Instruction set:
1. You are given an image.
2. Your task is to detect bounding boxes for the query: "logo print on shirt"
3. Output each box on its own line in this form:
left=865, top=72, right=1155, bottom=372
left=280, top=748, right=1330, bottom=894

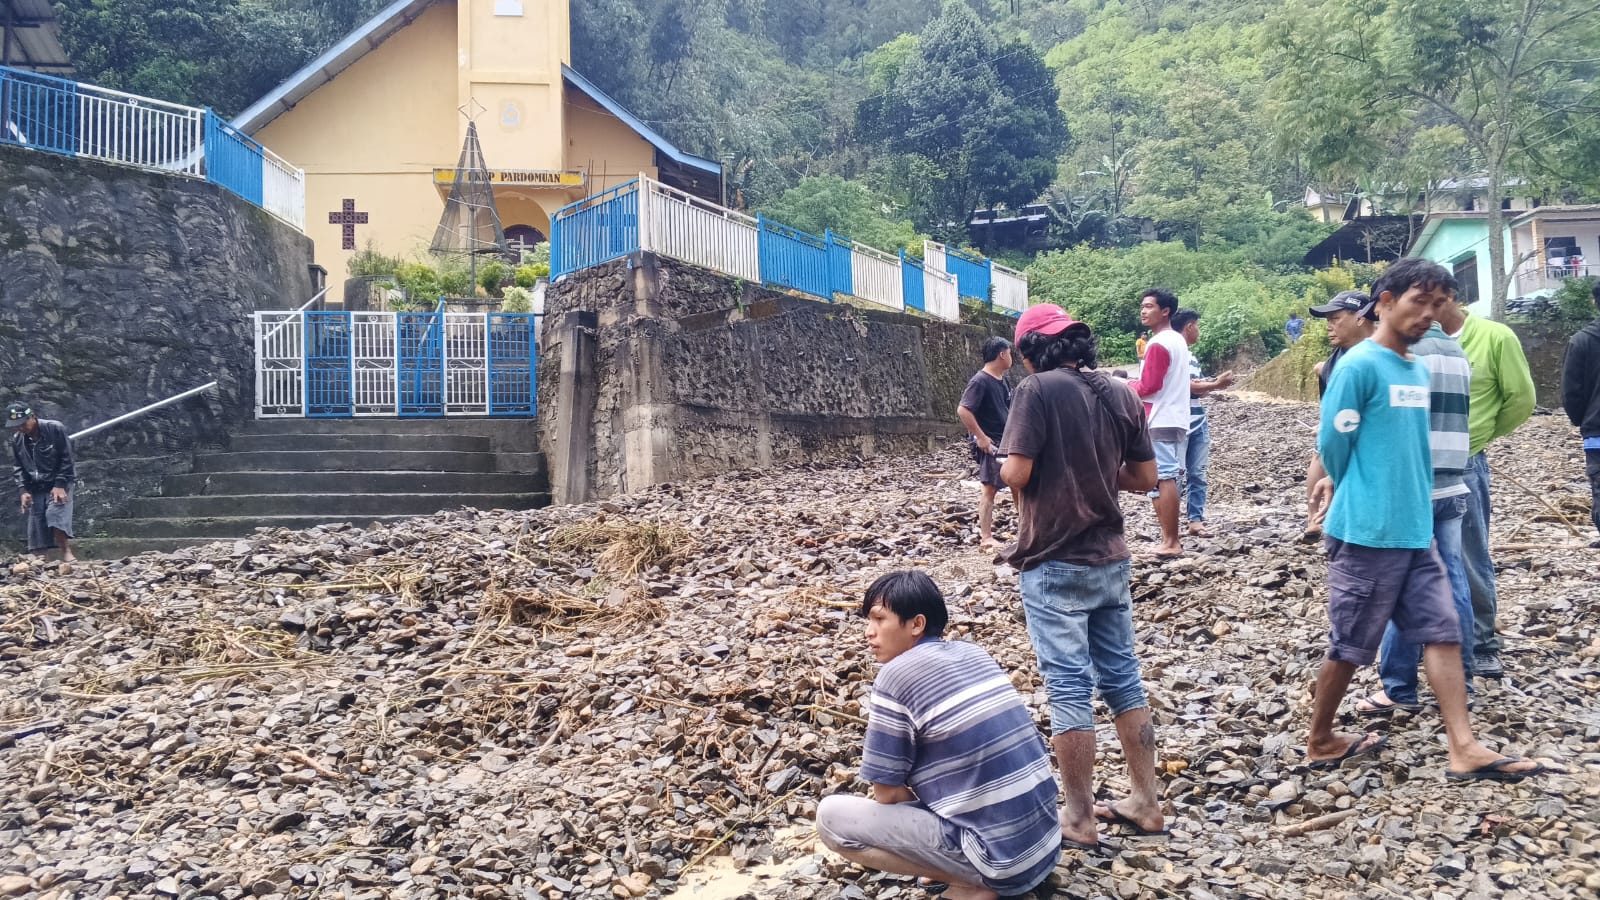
left=1334, top=409, right=1360, bottom=433
left=1389, top=385, right=1428, bottom=408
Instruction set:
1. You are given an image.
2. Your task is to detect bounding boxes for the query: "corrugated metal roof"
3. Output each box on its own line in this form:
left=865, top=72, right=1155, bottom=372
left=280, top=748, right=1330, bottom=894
left=1, top=0, right=72, bottom=73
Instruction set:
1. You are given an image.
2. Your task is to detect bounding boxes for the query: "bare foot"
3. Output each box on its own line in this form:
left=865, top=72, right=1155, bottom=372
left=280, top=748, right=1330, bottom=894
left=938, top=885, right=997, bottom=900
left=1058, top=808, right=1098, bottom=848
left=978, top=537, right=997, bottom=549
left=1093, top=798, right=1165, bottom=835
left=1186, top=522, right=1209, bottom=537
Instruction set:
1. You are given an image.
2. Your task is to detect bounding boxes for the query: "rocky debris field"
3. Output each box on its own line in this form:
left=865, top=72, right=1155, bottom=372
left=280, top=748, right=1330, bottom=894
left=1, top=397, right=1597, bottom=900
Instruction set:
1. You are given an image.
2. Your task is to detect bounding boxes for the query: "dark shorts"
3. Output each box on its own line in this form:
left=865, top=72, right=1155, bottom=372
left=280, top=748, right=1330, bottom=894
left=969, top=439, right=1007, bottom=490
left=1324, top=537, right=1461, bottom=666
left=26, top=486, right=73, bottom=551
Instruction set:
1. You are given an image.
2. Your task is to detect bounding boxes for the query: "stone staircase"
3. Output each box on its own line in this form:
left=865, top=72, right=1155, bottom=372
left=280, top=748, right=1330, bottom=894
left=78, top=419, right=549, bottom=558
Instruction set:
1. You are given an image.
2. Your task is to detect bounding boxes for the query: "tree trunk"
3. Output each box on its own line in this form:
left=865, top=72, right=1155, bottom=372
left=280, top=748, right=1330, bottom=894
left=1485, top=157, right=1509, bottom=320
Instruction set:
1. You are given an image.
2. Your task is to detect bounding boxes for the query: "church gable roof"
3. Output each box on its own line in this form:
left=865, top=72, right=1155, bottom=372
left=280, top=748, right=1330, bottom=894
left=231, top=0, right=720, bottom=181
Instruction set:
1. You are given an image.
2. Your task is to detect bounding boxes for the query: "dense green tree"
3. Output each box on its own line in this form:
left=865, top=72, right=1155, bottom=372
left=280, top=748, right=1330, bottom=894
left=858, top=4, right=1066, bottom=238
left=757, top=175, right=925, bottom=251
left=1267, top=0, right=1600, bottom=317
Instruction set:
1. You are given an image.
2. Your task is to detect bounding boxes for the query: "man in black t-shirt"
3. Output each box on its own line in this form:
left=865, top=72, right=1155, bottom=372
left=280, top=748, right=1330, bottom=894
left=1305, top=291, right=1375, bottom=532
left=958, top=337, right=1014, bottom=547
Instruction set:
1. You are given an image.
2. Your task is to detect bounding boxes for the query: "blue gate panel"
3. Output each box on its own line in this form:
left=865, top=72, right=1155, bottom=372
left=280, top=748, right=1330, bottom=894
left=757, top=217, right=831, bottom=300
left=487, top=313, right=537, bottom=416
left=826, top=232, right=853, bottom=299
left=945, top=248, right=992, bottom=303
left=901, top=253, right=926, bottom=312
left=0, top=70, right=78, bottom=156
left=204, top=112, right=264, bottom=205
left=551, top=181, right=640, bottom=276
left=397, top=312, right=445, bottom=417
left=304, top=312, right=354, bottom=417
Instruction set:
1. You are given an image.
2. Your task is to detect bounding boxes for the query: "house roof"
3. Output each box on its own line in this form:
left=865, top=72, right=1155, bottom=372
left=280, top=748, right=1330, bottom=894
left=1, top=0, right=72, bottom=73
left=231, top=0, right=719, bottom=179
left=1509, top=204, right=1600, bottom=226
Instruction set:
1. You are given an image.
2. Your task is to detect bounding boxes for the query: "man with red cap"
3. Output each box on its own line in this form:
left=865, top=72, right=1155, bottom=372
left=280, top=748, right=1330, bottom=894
left=999, top=305, right=1166, bottom=849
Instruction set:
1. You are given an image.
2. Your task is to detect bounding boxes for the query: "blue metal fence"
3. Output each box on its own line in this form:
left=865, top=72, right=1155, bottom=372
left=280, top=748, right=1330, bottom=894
left=551, top=180, right=640, bottom=277
left=487, top=313, right=538, bottom=416
left=900, top=251, right=927, bottom=312
left=825, top=231, right=854, bottom=299
left=0, top=68, right=77, bottom=155
left=204, top=112, right=265, bottom=206
left=305, top=311, right=354, bottom=418
left=757, top=216, right=831, bottom=298
left=398, top=312, right=445, bottom=417
left=943, top=246, right=993, bottom=304
left=549, top=176, right=1028, bottom=317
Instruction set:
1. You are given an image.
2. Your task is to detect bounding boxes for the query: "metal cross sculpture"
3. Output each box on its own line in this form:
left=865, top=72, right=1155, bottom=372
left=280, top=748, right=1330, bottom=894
left=329, top=199, right=369, bottom=250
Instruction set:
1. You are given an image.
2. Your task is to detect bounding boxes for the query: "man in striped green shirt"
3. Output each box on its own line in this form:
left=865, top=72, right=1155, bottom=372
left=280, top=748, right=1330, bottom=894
left=1439, top=300, right=1536, bottom=679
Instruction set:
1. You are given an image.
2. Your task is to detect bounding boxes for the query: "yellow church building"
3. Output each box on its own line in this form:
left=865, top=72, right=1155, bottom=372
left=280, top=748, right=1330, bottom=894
left=233, top=0, right=722, bottom=289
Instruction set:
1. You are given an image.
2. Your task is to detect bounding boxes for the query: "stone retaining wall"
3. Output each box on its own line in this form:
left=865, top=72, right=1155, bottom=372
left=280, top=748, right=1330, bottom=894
left=540, top=253, right=1018, bottom=500
left=0, top=144, right=316, bottom=546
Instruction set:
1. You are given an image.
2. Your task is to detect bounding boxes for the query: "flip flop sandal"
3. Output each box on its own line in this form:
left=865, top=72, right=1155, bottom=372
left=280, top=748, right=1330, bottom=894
left=1446, top=756, right=1548, bottom=783
left=915, top=878, right=949, bottom=894
left=1353, top=693, right=1422, bottom=718
left=1060, top=837, right=1113, bottom=854
left=1093, top=802, right=1170, bottom=840
left=1305, top=733, right=1388, bottom=771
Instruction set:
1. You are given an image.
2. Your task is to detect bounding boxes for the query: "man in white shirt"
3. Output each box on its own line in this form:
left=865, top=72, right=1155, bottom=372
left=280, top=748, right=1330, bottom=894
left=1128, top=288, right=1194, bottom=558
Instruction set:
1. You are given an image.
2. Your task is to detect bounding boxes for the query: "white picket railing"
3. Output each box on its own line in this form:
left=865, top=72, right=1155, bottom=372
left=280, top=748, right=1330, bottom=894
left=925, top=268, right=961, bottom=322
left=262, top=147, right=308, bottom=232
left=76, top=87, right=205, bottom=176
left=992, top=263, right=1029, bottom=315
left=642, top=178, right=761, bottom=282
left=850, top=241, right=904, bottom=311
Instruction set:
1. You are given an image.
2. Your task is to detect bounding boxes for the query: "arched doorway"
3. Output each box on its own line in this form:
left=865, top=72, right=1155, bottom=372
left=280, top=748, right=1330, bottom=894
left=504, top=224, right=546, bottom=263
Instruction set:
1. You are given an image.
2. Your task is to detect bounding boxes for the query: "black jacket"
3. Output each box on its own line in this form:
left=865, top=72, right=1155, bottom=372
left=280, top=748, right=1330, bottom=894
left=10, top=419, right=76, bottom=490
left=1563, top=320, right=1600, bottom=438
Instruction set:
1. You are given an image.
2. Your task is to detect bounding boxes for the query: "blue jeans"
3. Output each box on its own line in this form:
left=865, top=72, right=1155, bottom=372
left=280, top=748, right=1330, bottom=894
left=1018, top=559, right=1147, bottom=734
left=1377, top=496, right=1473, bottom=703
left=1183, top=418, right=1210, bottom=523
left=1461, top=452, right=1500, bottom=660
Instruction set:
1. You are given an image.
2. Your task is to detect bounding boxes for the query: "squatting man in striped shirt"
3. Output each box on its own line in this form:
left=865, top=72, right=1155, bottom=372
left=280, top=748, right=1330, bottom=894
left=815, top=571, right=1062, bottom=900
left=1305, top=258, right=1543, bottom=782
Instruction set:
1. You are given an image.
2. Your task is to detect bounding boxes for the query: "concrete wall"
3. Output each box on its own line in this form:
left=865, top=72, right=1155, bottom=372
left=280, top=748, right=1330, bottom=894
left=0, top=144, right=316, bottom=544
left=539, top=253, right=1017, bottom=500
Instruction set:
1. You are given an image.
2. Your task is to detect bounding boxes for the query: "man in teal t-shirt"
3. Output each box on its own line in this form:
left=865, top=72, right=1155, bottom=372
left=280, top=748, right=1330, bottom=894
left=1304, top=258, right=1544, bottom=784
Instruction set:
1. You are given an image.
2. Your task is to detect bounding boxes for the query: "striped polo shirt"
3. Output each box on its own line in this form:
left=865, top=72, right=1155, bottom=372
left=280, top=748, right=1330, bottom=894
left=860, top=638, right=1059, bottom=894
left=1412, top=323, right=1471, bottom=500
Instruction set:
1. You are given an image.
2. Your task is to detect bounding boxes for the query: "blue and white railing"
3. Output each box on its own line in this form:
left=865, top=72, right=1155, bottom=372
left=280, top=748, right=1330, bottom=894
left=254, top=310, right=538, bottom=418
left=551, top=175, right=1025, bottom=321
left=0, top=65, right=306, bottom=232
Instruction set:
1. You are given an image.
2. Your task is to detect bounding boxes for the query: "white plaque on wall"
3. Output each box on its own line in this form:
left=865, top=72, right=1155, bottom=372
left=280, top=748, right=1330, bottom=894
left=494, top=0, right=524, bottom=15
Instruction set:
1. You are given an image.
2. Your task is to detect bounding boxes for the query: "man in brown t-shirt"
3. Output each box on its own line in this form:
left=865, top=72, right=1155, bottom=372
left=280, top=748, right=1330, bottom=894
left=999, top=304, right=1165, bottom=849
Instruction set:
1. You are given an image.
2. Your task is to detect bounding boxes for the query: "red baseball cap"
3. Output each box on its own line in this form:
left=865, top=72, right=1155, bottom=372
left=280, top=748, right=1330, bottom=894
left=1015, top=304, right=1089, bottom=344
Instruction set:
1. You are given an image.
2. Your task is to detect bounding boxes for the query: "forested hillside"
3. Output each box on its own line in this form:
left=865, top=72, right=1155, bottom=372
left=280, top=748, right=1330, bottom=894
left=51, top=0, right=1600, bottom=352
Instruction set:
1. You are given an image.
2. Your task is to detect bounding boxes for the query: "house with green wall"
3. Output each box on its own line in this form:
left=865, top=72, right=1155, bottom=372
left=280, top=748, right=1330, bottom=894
left=1411, top=205, right=1600, bottom=315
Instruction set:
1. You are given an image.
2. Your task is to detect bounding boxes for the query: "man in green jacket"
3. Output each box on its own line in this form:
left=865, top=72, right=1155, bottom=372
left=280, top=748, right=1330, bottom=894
left=1436, top=298, right=1535, bottom=680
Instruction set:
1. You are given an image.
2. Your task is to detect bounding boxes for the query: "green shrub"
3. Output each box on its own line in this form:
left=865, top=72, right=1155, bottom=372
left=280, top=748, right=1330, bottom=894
left=1556, top=277, right=1599, bottom=327
left=394, top=262, right=439, bottom=300
left=348, top=244, right=402, bottom=278
left=501, top=286, right=533, bottom=313
left=478, top=261, right=510, bottom=297
left=514, top=263, right=551, bottom=287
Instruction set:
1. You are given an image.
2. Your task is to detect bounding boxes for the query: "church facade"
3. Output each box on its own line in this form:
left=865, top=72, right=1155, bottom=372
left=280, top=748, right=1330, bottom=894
left=233, top=0, right=721, bottom=288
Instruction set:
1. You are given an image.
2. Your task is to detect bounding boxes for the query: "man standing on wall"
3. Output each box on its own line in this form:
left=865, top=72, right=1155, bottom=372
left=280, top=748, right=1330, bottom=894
left=7, top=401, right=76, bottom=563
left=1001, top=305, right=1166, bottom=846
left=1128, top=289, right=1193, bottom=559
left=1305, top=291, right=1376, bottom=531
left=1442, top=293, right=1536, bottom=680
left=958, top=338, right=1014, bottom=548
left=1305, top=259, right=1542, bottom=782
left=1171, top=309, right=1234, bottom=537
left=1561, top=281, right=1600, bottom=546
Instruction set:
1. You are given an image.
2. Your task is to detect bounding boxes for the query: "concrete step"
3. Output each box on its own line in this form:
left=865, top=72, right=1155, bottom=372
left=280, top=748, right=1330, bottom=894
left=94, top=514, right=427, bottom=540
left=242, top=418, right=539, bottom=437
left=228, top=433, right=492, bottom=453
left=71, top=537, right=215, bottom=560
left=162, top=469, right=546, bottom=496
left=191, top=450, right=498, bottom=473
left=125, top=491, right=548, bottom=519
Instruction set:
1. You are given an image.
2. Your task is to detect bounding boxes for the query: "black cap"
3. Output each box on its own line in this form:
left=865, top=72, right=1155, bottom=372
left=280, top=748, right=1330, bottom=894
left=1309, top=290, right=1376, bottom=321
left=4, top=401, right=31, bottom=429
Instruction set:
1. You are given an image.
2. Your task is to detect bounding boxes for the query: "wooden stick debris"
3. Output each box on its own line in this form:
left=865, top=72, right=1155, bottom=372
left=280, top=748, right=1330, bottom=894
left=1281, top=808, right=1360, bottom=836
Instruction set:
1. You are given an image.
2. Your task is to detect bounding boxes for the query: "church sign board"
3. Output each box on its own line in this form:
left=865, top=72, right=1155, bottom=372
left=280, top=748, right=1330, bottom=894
left=432, top=168, right=586, bottom=187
